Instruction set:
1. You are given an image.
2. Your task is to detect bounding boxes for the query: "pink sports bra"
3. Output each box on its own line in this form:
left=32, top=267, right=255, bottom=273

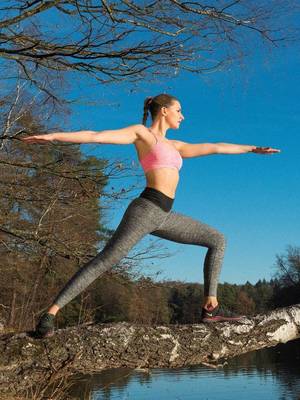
left=140, top=130, right=183, bottom=173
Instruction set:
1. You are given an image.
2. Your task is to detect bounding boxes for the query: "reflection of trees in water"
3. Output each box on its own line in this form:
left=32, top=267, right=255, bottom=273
left=68, top=367, right=152, bottom=399
left=269, top=340, right=300, bottom=400
left=66, top=340, right=300, bottom=400
left=225, top=339, right=300, bottom=400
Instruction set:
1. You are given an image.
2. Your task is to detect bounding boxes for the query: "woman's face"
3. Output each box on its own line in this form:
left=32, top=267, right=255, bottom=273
left=163, top=100, right=184, bottom=129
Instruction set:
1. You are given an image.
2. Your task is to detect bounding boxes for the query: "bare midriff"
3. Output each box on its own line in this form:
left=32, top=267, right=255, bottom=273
left=144, top=168, right=179, bottom=199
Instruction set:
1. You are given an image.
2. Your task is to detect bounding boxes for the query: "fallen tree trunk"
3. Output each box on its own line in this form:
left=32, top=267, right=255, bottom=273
left=0, top=304, right=299, bottom=395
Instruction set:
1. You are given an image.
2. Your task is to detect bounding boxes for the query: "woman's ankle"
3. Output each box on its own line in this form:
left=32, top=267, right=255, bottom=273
left=203, top=296, right=218, bottom=310
left=47, top=304, right=60, bottom=316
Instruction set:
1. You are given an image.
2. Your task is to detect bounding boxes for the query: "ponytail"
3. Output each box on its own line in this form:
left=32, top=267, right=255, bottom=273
left=142, top=97, right=153, bottom=125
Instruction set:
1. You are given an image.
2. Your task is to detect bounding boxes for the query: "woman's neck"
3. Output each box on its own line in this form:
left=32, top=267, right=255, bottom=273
left=149, top=121, right=169, bottom=138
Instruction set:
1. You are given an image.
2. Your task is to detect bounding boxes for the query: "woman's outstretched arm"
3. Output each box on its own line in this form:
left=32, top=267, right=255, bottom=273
left=173, top=141, right=281, bottom=157
left=20, top=124, right=144, bottom=145
left=216, top=143, right=281, bottom=154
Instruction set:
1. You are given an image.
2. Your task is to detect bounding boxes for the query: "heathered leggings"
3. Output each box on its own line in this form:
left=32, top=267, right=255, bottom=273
left=53, top=197, right=226, bottom=309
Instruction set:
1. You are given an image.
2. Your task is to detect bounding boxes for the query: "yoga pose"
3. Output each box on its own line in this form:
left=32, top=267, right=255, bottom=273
left=21, top=93, right=280, bottom=337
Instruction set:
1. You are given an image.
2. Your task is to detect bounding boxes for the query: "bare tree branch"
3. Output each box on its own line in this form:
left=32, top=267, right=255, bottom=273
left=0, top=0, right=297, bottom=99
left=1, top=304, right=300, bottom=396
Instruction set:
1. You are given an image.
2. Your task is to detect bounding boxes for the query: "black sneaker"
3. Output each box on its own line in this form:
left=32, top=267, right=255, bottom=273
left=35, top=313, right=55, bottom=338
left=201, top=305, right=245, bottom=323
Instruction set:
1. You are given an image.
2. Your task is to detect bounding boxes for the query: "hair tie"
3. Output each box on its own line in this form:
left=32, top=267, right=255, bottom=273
left=147, top=97, right=153, bottom=105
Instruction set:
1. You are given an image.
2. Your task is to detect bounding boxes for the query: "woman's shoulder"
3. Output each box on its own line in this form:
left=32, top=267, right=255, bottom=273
left=168, top=139, right=188, bottom=151
left=131, top=124, right=154, bottom=142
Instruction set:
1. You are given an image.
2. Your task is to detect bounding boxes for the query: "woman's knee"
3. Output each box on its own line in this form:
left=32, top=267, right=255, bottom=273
left=210, top=230, right=226, bottom=250
left=216, top=231, right=227, bottom=249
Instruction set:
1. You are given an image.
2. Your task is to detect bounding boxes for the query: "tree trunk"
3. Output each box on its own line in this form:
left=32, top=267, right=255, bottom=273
left=0, top=304, right=299, bottom=395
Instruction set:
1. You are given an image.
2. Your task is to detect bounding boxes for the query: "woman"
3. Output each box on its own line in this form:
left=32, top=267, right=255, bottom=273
left=21, top=93, right=280, bottom=337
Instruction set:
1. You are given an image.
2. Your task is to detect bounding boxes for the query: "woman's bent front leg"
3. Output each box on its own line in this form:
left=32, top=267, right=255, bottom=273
left=150, top=210, right=245, bottom=323
left=150, top=210, right=226, bottom=298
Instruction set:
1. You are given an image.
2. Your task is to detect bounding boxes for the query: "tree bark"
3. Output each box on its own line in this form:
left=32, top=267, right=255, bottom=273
left=0, top=304, right=299, bottom=395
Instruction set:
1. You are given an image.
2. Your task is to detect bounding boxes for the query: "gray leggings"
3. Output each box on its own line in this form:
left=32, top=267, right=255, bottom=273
left=53, top=197, right=226, bottom=309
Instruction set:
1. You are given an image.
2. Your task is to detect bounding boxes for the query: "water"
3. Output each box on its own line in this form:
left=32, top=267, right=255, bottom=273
left=69, top=339, right=300, bottom=400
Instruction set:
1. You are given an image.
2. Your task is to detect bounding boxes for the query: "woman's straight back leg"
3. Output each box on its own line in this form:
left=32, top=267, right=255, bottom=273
left=53, top=198, right=170, bottom=309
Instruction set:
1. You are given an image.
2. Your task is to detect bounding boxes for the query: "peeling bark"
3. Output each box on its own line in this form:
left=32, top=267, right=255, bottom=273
left=0, top=304, right=299, bottom=395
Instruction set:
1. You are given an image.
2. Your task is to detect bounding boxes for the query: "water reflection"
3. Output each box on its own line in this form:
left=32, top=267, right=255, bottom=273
left=68, top=339, right=300, bottom=400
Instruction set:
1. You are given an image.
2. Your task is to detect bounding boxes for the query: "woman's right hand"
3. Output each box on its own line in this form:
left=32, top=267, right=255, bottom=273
left=20, top=134, right=55, bottom=144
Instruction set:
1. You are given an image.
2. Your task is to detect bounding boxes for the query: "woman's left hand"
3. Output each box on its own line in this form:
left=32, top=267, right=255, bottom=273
left=252, top=147, right=281, bottom=154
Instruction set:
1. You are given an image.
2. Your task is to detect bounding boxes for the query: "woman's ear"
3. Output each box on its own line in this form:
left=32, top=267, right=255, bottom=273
left=161, top=106, right=168, bottom=116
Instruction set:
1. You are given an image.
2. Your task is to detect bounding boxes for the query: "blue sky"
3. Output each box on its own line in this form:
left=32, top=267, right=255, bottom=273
left=65, top=40, right=299, bottom=286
